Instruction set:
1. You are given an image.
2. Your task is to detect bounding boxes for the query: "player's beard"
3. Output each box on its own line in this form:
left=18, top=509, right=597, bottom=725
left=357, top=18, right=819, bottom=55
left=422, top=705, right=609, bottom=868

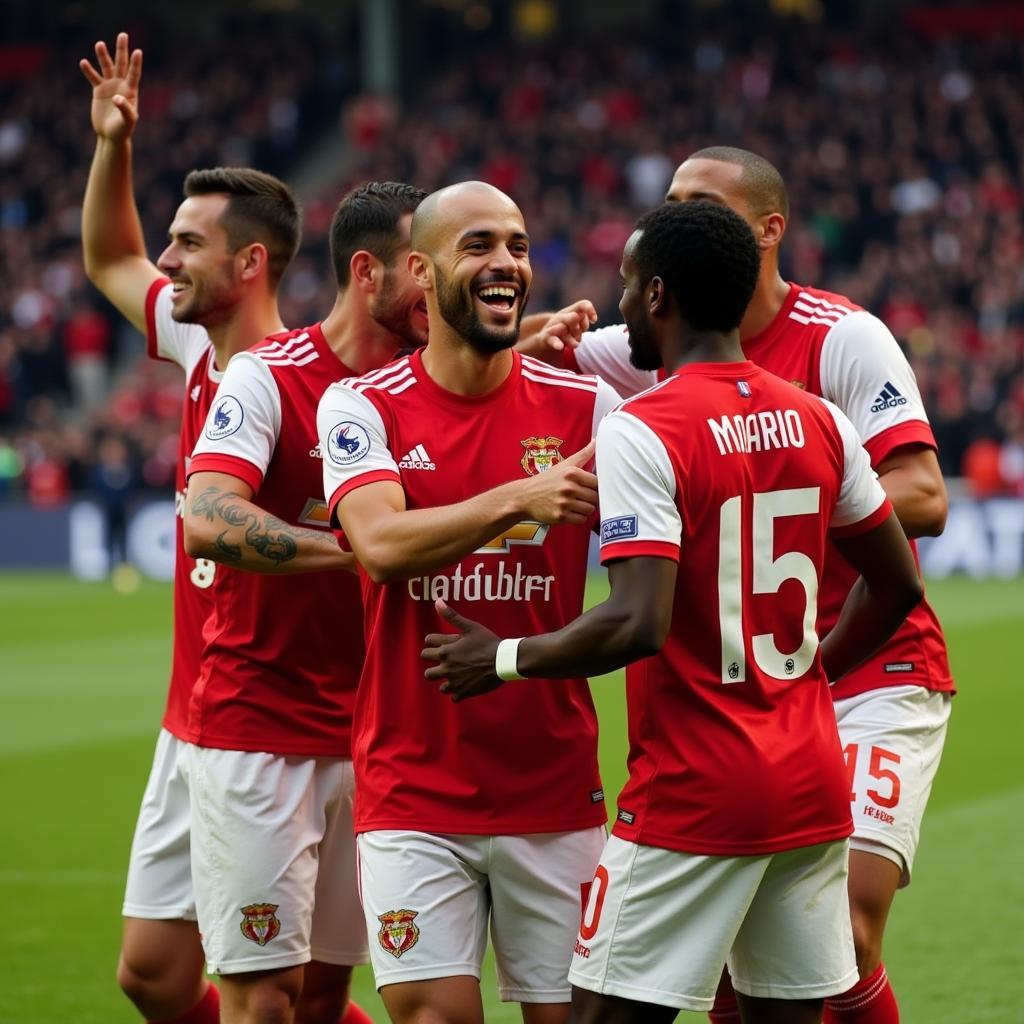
left=371, top=268, right=428, bottom=348
left=169, top=265, right=240, bottom=327
left=625, top=316, right=664, bottom=372
left=434, top=265, right=525, bottom=355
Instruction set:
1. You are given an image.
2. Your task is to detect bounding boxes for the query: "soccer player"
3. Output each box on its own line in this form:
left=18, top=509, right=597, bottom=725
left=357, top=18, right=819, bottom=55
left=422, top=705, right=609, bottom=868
left=80, top=33, right=300, bottom=1024
left=424, top=200, right=925, bottom=1024
left=179, top=183, right=430, bottom=1024
left=529, top=148, right=953, bottom=1024
left=316, top=181, right=620, bottom=1024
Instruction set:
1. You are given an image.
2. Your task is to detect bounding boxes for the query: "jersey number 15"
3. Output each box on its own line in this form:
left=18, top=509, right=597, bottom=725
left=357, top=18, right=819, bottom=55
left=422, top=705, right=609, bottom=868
left=718, top=487, right=821, bottom=685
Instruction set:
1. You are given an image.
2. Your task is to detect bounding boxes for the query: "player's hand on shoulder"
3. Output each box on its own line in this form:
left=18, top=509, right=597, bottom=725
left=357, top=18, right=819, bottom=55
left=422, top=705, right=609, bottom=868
left=80, top=32, right=142, bottom=142
left=423, top=600, right=504, bottom=702
left=518, top=299, right=597, bottom=358
left=517, top=440, right=597, bottom=525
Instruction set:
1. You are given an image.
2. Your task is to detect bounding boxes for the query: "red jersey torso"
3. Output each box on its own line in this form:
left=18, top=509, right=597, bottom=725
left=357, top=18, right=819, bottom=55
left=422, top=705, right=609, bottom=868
left=319, top=350, right=619, bottom=835
left=145, top=277, right=224, bottom=739
left=596, top=362, right=891, bottom=854
left=572, top=284, right=953, bottom=700
left=187, top=323, right=364, bottom=757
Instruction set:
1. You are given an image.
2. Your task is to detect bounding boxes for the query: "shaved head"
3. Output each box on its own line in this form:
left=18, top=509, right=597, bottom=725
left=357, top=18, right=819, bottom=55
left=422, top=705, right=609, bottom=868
left=410, top=181, right=522, bottom=256
left=684, top=146, right=789, bottom=219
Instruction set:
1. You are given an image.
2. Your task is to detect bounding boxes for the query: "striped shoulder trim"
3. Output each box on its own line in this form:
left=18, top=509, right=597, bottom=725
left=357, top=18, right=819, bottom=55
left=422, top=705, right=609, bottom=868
left=619, top=374, right=676, bottom=409
left=520, top=354, right=599, bottom=386
left=251, top=331, right=319, bottom=367
left=788, top=291, right=857, bottom=328
left=342, top=357, right=417, bottom=396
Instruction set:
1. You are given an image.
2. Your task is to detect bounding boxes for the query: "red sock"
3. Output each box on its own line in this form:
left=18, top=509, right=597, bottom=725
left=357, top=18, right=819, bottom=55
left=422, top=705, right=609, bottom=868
left=151, top=982, right=220, bottom=1024
left=708, top=970, right=741, bottom=1022
left=823, top=963, right=899, bottom=1023
left=339, top=1000, right=375, bottom=1024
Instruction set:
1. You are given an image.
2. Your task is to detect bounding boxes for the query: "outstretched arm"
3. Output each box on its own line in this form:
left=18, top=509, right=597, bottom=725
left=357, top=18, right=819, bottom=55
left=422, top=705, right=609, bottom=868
left=337, top=441, right=598, bottom=583
left=423, top=556, right=676, bottom=701
left=184, top=472, right=354, bottom=574
left=80, top=32, right=161, bottom=332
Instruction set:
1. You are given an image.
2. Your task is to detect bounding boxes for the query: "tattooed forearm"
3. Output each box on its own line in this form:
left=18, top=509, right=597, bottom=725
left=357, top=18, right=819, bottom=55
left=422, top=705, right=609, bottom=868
left=189, top=485, right=338, bottom=570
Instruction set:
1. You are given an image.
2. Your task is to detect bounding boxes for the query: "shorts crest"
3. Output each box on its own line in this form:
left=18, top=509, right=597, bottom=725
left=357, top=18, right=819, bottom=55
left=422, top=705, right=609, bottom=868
left=239, top=902, right=281, bottom=946
left=377, top=908, right=420, bottom=958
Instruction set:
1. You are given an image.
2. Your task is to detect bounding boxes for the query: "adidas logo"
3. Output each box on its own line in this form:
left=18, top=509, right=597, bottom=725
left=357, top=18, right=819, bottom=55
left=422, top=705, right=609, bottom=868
left=399, top=444, right=435, bottom=471
left=190, top=385, right=201, bottom=402
left=870, top=381, right=908, bottom=413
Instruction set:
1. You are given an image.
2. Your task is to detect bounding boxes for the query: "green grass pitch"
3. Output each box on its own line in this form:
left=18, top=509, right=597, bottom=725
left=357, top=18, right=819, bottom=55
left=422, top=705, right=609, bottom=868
left=1, top=571, right=1021, bottom=1022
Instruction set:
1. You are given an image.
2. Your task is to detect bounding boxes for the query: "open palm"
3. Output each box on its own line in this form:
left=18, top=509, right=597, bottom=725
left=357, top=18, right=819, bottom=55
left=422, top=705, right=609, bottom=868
left=80, top=32, right=142, bottom=142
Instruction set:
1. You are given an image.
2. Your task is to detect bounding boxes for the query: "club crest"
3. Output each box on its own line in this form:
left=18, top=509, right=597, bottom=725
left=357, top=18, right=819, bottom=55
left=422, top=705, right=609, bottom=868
left=520, top=436, right=564, bottom=475
left=377, top=908, right=420, bottom=958
left=239, top=902, right=281, bottom=946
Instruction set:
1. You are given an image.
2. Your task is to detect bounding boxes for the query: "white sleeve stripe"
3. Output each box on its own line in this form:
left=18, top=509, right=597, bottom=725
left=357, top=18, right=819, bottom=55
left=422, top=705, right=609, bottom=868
left=796, top=291, right=855, bottom=315
left=520, top=355, right=598, bottom=382
left=789, top=311, right=848, bottom=327
left=355, top=357, right=412, bottom=385
left=261, top=351, right=319, bottom=367
left=520, top=369, right=598, bottom=392
left=252, top=332, right=311, bottom=355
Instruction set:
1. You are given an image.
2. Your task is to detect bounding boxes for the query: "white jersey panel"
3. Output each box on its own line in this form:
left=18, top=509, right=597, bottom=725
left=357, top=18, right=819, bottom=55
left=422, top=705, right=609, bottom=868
left=190, top=352, right=282, bottom=479
left=821, top=399, right=889, bottom=530
left=317, top=382, right=399, bottom=504
left=596, top=410, right=680, bottom=553
left=150, top=281, right=216, bottom=378
left=592, top=377, right=624, bottom=437
left=818, top=311, right=930, bottom=448
left=575, top=324, right=657, bottom=400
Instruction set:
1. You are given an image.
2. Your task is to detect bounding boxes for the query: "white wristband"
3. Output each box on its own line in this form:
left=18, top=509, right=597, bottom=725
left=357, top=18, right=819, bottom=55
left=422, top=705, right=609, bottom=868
left=495, top=637, right=526, bottom=681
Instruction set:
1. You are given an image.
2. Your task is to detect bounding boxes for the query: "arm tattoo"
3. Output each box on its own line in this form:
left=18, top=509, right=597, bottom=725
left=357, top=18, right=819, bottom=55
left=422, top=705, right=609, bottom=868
left=191, top=485, right=335, bottom=567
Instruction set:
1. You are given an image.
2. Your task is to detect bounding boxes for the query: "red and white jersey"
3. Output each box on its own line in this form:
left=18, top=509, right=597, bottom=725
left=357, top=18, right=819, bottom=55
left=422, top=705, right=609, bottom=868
left=145, top=277, right=224, bottom=740
left=187, top=323, right=364, bottom=757
left=568, top=282, right=952, bottom=700
left=598, top=361, right=891, bottom=855
left=317, top=349, right=620, bottom=835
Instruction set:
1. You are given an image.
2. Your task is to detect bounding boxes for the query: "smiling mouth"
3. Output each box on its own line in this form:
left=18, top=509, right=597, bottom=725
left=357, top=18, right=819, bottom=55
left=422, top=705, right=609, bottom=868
left=475, top=284, right=518, bottom=313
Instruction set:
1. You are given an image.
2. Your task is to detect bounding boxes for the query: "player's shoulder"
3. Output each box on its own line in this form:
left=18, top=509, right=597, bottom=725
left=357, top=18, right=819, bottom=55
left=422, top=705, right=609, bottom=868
left=337, top=354, right=417, bottom=398
left=520, top=353, right=603, bottom=393
left=790, top=282, right=865, bottom=320
left=247, top=324, right=321, bottom=373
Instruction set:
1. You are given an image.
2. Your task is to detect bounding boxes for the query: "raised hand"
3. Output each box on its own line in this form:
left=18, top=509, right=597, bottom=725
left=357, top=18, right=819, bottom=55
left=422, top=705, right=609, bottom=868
left=521, top=299, right=597, bottom=356
left=80, top=32, right=142, bottom=142
left=517, top=440, right=598, bottom=525
left=422, top=600, right=505, bottom=702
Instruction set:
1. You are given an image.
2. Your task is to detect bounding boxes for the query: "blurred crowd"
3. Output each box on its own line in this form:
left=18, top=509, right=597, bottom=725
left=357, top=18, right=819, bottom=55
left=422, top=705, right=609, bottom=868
left=3, top=15, right=1024, bottom=505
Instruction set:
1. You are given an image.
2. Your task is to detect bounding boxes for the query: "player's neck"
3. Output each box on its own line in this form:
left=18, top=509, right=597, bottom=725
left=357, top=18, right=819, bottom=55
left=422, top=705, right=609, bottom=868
left=421, top=327, right=514, bottom=396
left=207, top=294, right=285, bottom=371
left=739, top=266, right=790, bottom=342
left=320, top=289, right=405, bottom=375
left=664, top=329, right=745, bottom=373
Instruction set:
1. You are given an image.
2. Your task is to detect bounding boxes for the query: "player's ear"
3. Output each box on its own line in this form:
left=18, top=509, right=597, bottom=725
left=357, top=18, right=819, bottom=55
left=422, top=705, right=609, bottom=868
left=648, top=275, right=666, bottom=316
left=349, top=250, right=381, bottom=293
left=237, top=242, right=269, bottom=283
left=758, top=212, right=785, bottom=251
left=409, top=250, right=433, bottom=291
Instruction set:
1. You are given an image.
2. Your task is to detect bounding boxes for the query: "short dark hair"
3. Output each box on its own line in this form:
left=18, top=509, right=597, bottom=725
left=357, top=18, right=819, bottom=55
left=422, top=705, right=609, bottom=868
left=633, top=200, right=760, bottom=333
left=687, top=145, right=789, bottom=220
left=184, top=167, right=301, bottom=286
left=330, top=181, right=428, bottom=287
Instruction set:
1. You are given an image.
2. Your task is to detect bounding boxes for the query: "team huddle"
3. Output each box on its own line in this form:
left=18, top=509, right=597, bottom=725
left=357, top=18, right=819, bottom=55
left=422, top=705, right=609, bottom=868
left=82, top=33, right=954, bottom=1024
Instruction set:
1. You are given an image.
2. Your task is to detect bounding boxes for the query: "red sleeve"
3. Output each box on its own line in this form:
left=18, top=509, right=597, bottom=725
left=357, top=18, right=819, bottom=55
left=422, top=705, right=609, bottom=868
left=187, top=452, right=265, bottom=495
left=145, top=277, right=173, bottom=362
left=829, top=496, right=894, bottom=538
left=562, top=346, right=580, bottom=373
left=599, top=539, right=680, bottom=564
left=864, top=421, right=936, bottom=467
left=327, top=470, right=403, bottom=526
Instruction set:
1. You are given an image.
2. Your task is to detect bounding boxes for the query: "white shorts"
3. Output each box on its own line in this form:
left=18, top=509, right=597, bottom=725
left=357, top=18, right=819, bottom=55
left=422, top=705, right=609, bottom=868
left=358, top=828, right=606, bottom=1002
left=569, top=835, right=858, bottom=1012
left=122, top=729, right=196, bottom=920
left=834, top=685, right=951, bottom=885
left=184, top=746, right=368, bottom=975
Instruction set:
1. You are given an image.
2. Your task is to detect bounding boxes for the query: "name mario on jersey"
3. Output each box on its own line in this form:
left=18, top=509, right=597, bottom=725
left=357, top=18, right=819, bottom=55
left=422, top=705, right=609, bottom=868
left=707, top=408, right=805, bottom=456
